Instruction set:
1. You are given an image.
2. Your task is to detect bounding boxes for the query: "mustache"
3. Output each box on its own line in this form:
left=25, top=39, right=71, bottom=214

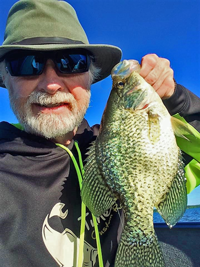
left=27, top=91, right=76, bottom=106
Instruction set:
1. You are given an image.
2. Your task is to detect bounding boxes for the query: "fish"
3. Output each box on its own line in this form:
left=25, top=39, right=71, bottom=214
left=81, top=59, right=187, bottom=267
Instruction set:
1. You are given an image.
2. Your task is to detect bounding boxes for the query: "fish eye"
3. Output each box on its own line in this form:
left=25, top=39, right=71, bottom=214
left=117, top=81, right=124, bottom=87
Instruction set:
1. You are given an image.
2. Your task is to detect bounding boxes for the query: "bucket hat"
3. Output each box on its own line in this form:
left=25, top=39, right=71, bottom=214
left=0, top=0, right=122, bottom=87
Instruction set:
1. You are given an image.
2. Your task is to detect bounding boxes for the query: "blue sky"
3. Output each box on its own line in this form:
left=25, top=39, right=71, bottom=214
left=0, top=0, right=200, bottom=205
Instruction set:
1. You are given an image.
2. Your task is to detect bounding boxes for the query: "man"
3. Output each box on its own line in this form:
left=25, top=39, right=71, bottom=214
left=0, top=0, right=199, bottom=267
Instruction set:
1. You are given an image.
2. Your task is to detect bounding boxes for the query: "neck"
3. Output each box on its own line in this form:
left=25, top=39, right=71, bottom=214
left=51, top=127, right=77, bottom=146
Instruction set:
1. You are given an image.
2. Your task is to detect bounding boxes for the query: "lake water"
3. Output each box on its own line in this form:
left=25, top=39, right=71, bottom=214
left=153, top=206, right=200, bottom=223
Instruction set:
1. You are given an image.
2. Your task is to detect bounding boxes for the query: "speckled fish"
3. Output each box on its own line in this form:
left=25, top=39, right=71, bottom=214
left=81, top=60, right=188, bottom=267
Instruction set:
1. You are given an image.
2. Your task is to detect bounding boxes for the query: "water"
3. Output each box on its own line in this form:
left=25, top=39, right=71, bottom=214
left=153, top=206, right=200, bottom=223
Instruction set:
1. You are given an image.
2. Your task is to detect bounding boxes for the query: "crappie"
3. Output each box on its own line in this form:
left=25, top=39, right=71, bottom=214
left=81, top=60, right=187, bottom=267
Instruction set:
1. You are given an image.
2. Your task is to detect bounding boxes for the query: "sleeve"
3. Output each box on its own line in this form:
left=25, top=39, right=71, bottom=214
left=163, top=83, right=200, bottom=132
left=163, top=84, right=200, bottom=193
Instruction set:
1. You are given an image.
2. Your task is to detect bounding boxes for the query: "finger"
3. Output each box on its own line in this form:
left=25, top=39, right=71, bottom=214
left=144, top=63, right=164, bottom=86
left=144, top=57, right=171, bottom=86
left=140, top=54, right=158, bottom=78
left=152, top=68, right=174, bottom=91
left=155, top=75, right=175, bottom=99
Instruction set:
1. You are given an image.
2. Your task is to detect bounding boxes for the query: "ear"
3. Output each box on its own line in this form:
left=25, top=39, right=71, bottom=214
left=0, top=74, right=6, bottom=89
left=0, top=61, right=8, bottom=89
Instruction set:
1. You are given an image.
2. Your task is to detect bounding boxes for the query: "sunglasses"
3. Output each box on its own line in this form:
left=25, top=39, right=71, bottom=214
left=4, top=49, right=91, bottom=76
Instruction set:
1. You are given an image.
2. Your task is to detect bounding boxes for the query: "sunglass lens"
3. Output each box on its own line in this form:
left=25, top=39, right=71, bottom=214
left=56, top=53, right=89, bottom=73
left=5, top=50, right=90, bottom=76
left=6, top=54, right=44, bottom=76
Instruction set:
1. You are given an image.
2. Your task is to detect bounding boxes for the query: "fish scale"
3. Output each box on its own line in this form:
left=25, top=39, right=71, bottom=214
left=82, top=60, right=187, bottom=266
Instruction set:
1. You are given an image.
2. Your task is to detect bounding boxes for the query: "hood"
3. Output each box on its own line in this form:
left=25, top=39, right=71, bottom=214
left=0, top=119, right=99, bottom=158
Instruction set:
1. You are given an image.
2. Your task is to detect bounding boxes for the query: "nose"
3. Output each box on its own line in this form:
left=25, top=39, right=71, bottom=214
left=39, top=59, right=65, bottom=94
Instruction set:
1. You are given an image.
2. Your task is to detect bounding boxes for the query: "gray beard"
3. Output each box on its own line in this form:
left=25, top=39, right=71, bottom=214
left=9, top=90, right=91, bottom=139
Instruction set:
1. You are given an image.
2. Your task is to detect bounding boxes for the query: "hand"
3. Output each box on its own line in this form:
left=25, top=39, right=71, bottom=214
left=139, top=54, right=175, bottom=99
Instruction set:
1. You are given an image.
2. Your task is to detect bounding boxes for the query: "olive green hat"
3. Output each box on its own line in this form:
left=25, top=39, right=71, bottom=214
left=0, top=0, right=122, bottom=87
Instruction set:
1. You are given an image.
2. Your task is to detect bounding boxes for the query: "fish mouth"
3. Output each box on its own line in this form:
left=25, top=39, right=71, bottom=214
left=111, top=60, right=140, bottom=78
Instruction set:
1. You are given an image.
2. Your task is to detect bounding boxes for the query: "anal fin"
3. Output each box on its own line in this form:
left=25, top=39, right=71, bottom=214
left=156, top=153, right=187, bottom=227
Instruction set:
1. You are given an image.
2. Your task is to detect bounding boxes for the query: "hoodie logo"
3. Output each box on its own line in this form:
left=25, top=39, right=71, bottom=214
left=42, top=203, right=98, bottom=267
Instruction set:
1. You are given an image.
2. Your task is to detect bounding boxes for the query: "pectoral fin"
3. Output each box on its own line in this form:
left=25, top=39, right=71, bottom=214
left=156, top=152, right=187, bottom=228
left=171, top=116, right=195, bottom=141
left=81, top=141, right=117, bottom=217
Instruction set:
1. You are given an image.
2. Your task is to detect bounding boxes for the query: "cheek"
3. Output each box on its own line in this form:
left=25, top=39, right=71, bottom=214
left=8, top=86, right=26, bottom=111
left=6, top=79, right=21, bottom=101
left=7, top=77, right=35, bottom=100
left=66, top=73, right=91, bottom=101
left=65, top=73, right=91, bottom=92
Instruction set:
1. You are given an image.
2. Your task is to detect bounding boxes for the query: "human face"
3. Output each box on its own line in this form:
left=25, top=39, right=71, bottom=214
left=4, top=59, right=91, bottom=140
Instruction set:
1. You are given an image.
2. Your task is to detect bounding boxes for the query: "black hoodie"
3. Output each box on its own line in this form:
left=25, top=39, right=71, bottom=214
left=0, top=119, right=123, bottom=267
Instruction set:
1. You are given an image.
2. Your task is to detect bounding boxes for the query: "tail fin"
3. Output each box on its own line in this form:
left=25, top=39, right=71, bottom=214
left=115, top=227, right=165, bottom=267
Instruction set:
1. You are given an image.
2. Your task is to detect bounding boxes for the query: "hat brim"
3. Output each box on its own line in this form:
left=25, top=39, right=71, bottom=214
left=0, top=44, right=122, bottom=88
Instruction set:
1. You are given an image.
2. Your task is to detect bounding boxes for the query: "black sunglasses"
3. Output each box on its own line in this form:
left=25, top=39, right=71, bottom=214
left=4, top=49, right=92, bottom=76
